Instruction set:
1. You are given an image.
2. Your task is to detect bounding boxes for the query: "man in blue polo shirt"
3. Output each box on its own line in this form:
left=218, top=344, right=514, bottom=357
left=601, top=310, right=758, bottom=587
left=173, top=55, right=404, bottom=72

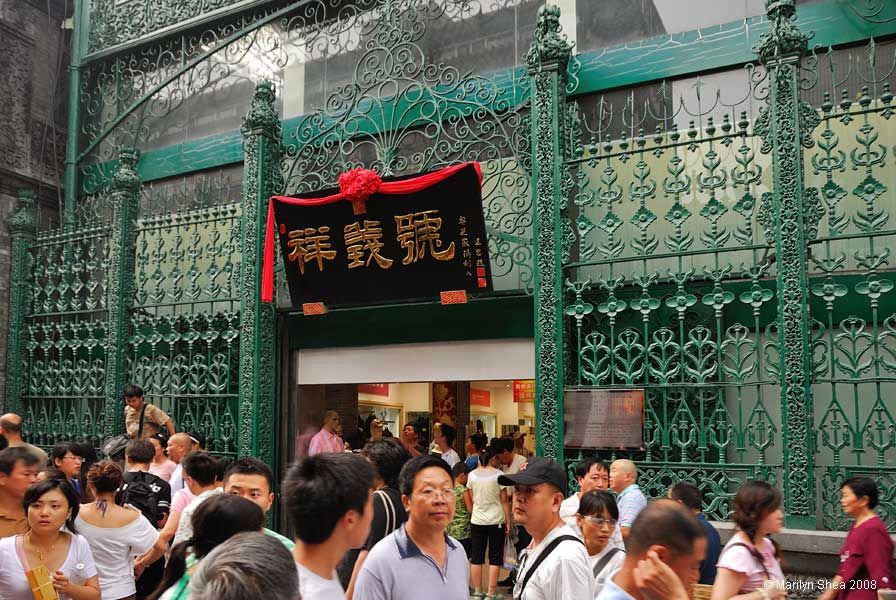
left=609, top=459, right=647, bottom=544
left=353, top=454, right=469, bottom=600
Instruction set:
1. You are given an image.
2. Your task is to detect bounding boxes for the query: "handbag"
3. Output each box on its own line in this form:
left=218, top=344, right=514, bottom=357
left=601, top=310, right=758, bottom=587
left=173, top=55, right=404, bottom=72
left=102, top=404, right=147, bottom=458
left=15, top=534, right=59, bottom=600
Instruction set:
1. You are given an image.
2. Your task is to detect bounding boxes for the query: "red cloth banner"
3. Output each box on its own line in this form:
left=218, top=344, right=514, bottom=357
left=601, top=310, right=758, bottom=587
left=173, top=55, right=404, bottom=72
left=513, top=380, right=535, bottom=403
left=261, top=162, right=483, bottom=303
left=470, top=388, right=491, bottom=407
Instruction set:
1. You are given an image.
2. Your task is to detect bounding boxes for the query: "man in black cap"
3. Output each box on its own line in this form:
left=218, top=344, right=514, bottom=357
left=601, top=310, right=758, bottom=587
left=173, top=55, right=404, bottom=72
left=498, top=456, right=594, bottom=600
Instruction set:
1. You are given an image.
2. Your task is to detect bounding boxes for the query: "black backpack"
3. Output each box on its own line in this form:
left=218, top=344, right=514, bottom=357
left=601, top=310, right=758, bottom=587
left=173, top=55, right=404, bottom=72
left=120, top=472, right=160, bottom=524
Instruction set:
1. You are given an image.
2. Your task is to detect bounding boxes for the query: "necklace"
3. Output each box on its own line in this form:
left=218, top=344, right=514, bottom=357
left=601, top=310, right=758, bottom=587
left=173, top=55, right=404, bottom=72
left=26, top=531, right=56, bottom=563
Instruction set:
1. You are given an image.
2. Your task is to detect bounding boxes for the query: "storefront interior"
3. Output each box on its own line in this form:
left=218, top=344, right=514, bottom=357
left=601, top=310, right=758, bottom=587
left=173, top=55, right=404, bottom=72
left=290, top=380, right=536, bottom=458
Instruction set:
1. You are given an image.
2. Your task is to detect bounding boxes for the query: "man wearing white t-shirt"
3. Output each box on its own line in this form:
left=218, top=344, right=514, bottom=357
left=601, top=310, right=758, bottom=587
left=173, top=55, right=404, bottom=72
left=282, top=452, right=377, bottom=600
left=499, top=456, right=594, bottom=600
left=559, top=457, right=624, bottom=549
left=172, top=452, right=221, bottom=546
left=435, top=424, right=460, bottom=467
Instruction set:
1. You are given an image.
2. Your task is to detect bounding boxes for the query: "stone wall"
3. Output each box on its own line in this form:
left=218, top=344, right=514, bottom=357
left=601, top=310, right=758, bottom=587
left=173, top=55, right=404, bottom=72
left=0, top=0, right=68, bottom=411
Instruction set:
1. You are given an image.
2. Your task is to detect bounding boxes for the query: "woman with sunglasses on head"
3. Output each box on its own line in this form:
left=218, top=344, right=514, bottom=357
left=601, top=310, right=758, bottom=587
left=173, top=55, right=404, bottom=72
left=576, top=490, right=626, bottom=597
left=0, top=478, right=100, bottom=599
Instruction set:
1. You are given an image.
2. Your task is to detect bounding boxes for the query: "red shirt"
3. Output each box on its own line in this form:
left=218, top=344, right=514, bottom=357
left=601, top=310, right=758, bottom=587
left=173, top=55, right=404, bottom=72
left=836, top=515, right=894, bottom=600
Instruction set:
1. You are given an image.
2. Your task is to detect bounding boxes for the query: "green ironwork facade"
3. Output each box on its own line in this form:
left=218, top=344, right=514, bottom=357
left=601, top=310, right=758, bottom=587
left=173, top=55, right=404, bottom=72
left=4, top=0, right=895, bottom=530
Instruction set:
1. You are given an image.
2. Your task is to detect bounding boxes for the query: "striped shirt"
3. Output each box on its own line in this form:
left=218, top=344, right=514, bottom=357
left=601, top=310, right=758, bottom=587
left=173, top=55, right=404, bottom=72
left=308, top=428, right=344, bottom=455
left=616, top=484, right=647, bottom=528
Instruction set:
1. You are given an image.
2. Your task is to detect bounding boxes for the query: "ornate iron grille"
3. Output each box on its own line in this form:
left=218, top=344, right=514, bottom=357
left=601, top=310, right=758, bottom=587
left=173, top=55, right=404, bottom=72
left=805, top=40, right=896, bottom=530
left=18, top=194, right=112, bottom=448
left=128, top=173, right=243, bottom=457
left=561, top=71, right=778, bottom=521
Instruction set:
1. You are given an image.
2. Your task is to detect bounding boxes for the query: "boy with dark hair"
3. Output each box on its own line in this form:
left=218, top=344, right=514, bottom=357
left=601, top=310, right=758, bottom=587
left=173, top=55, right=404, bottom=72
left=0, top=447, right=40, bottom=537
left=119, top=440, right=171, bottom=525
left=283, top=452, right=377, bottom=600
left=123, top=384, right=176, bottom=439
left=435, top=424, right=460, bottom=467
left=223, top=457, right=293, bottom=549
left=120, top=439, right=171, bottom=596
left=668, top=481, right=721, bottom=584
left=172, top=452, right=222, bottom=545
left=354, top=455, right=469, bottom=600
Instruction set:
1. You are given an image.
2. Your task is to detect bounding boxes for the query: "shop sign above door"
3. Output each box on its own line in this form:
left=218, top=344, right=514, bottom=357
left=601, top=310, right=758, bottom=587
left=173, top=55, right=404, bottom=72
left=262, top=162, right=493, bottom=307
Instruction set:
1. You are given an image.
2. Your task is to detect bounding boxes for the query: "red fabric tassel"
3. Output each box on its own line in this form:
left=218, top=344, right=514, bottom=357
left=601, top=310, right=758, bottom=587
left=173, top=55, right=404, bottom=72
left=261, top=200, right=277, bottom=303
left=260, top=162, right=482, bottom=303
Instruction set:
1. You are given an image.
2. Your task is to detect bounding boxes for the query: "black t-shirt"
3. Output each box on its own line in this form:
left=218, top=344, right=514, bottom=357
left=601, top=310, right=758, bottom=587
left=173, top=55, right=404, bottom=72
left=117, top=470, right=172, bottom=515
left=363, top=487, right=408, bottom=551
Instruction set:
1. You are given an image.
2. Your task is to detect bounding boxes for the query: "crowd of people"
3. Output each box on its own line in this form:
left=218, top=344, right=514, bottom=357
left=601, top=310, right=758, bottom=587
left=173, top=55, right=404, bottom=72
left=0, top=386, right=893, bottom=600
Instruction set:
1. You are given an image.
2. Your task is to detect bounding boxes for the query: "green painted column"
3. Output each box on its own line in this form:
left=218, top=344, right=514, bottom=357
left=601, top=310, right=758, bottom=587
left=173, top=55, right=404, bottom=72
left=238, top=81, right=281, bottom=464
left=63, top=0, right=89, bottom=228
left=103, top=148, right=141, bottom=439
left=5, top=190, right=38, bottom=415
left=528, top=5, right=572, bottom=462
left=754, top=0, right=820, bottom=529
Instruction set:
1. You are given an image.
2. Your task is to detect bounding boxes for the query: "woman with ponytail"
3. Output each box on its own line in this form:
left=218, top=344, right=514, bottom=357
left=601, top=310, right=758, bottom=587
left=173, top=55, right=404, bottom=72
left=467, top=443, right=512, bottom=600
left=76, top=460, right=162, bottom=600
left=149, top=493, right=265, bottom=600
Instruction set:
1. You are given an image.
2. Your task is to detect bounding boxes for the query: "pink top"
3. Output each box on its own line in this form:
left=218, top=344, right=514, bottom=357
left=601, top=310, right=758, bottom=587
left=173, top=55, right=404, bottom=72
left=171, top=488, right=196, bottom=514
left=836, top=515, right=894, bottom=600
left=308, top=427, right=344, bottom=455
left=149, top=458, right=177, bottom=482
left=717, top=535, right=785, bottom=592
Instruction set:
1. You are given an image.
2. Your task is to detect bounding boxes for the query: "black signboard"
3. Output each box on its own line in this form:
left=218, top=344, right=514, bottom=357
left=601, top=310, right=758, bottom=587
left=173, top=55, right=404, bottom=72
left=262, top=162, right=492, bottom=308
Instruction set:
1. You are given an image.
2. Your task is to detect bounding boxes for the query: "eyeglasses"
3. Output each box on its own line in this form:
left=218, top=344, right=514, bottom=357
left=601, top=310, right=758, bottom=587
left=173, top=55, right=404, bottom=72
left=63, top=455, right=84, bottom=462
left=582, top=516, right=617, bottom=528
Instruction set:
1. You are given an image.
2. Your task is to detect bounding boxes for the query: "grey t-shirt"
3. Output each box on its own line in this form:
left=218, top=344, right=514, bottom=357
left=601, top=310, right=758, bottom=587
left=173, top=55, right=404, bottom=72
left=353, top=524, right=469, bottom=600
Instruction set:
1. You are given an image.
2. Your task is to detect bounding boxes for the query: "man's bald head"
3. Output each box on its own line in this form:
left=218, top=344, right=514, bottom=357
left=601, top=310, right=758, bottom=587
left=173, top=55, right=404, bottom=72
left=169, top=432, right=191, bottom=445
left=0, top=413, right=23, bottom=436
left=323, top=410, right=340, bottom=433
left=609, top=459, right=637, bottom=493
left=166, top=432, right=192, bottom=463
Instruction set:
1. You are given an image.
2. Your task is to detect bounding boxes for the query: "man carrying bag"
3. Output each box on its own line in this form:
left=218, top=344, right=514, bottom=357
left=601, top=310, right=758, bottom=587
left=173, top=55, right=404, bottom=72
left=498, top=457, right=594, bottom=600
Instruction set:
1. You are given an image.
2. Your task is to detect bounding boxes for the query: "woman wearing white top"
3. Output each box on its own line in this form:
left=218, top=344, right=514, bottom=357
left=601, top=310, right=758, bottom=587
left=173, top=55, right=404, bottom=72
left=0, top=478, right=100, bottom=600
left=467, top=445, right=512, bottom=600
left=576, top=490, right=626, bottom=597
left=76, top=461, right=163, bottom=600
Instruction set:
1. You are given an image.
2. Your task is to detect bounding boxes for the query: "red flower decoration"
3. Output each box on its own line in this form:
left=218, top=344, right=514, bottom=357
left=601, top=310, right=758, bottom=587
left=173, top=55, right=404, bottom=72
left=339, top=168, right=382, bottom=215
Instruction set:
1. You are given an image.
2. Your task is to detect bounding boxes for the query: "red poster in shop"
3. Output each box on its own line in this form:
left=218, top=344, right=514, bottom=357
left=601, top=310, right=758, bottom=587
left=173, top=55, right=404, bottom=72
left=358, top=383, right=390, bottom=396
left=470, top=388, right=491, bottom=407
left=513, top=380, right=535, bottom=403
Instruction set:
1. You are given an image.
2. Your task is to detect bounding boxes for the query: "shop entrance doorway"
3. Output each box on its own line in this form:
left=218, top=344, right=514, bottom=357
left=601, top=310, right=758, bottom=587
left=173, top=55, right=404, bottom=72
left=286, top=339, right=535, bottom=462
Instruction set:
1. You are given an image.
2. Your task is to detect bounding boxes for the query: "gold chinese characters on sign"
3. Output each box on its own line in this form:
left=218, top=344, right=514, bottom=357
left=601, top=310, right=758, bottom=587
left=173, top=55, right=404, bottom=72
left=286, top=210, right=457, bottom=273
